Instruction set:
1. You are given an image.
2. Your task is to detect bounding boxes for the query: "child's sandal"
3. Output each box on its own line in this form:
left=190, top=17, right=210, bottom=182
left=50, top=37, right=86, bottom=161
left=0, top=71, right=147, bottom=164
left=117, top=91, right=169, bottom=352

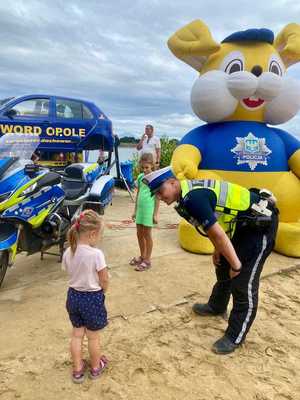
left=89, top=356, right=109, bottom=380
left=135, top=261, right=151, bottom=271
left=129, top=256, right=142, bottom=266
left=72, top=360, right=86, bottom=384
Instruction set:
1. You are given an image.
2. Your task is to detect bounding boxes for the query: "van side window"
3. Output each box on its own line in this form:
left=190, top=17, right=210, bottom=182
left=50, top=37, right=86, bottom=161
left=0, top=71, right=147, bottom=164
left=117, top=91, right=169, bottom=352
left=10, top=99, right=49, bottom=117
left=56, top=99, right=82, bottom=119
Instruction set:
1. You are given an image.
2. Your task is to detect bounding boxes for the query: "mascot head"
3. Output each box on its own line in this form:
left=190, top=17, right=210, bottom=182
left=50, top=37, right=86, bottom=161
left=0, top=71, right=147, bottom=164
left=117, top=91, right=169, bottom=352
left=168, top=21, right=300, bottom=124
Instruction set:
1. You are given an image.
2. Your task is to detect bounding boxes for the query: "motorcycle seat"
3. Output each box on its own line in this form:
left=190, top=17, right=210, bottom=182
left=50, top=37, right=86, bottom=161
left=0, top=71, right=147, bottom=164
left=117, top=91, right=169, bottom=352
left=64, top=164, right=85, bottom=180
left=61, top=178, right=89, bottom=200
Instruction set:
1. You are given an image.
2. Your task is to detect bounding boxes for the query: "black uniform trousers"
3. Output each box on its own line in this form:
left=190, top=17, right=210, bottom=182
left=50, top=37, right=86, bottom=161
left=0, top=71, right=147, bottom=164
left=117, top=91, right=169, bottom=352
left=208, top=208, right=279, bottom=345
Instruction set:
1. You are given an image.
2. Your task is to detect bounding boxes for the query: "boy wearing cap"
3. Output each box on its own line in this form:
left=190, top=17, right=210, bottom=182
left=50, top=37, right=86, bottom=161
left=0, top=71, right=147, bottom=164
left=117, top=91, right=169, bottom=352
left=143, top=168, right=278, bottom=355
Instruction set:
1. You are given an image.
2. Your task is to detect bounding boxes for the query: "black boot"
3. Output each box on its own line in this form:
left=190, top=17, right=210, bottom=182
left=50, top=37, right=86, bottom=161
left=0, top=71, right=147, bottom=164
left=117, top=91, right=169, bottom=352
left=212, top=335, right=238, bottom=355
left=192, top=303, right=224, bottom=316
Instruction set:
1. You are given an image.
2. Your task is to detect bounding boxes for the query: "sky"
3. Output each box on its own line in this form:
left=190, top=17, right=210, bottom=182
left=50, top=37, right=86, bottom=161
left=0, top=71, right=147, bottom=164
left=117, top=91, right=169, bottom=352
left=0, top=0, right=300, bottom=139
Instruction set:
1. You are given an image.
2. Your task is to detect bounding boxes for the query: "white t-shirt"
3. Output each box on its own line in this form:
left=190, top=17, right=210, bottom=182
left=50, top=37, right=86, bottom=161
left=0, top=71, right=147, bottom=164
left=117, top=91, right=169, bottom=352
left=140, top=136, right=161, bottom=163
left=62, top=244, right=107, bottom=292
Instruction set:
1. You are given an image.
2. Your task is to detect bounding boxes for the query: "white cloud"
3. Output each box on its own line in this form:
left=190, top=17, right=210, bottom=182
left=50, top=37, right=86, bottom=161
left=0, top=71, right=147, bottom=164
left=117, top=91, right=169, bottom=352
left=0, top=0, right=299, bottom=143
left=279, top=114, right=300, bottom=138
left=114, top=112, right=200, bottom=139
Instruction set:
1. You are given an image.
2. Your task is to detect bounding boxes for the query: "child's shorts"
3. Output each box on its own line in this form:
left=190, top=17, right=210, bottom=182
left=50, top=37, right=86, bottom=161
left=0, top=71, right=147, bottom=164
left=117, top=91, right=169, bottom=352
left=66, top=287, right=108, bottom=331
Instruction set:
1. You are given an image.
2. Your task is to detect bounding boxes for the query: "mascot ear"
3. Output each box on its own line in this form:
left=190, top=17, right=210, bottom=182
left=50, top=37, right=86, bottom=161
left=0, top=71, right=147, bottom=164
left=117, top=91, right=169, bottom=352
left=274, top=23, right=300, bottom=67
left=167, top=20, right=220, bottom=71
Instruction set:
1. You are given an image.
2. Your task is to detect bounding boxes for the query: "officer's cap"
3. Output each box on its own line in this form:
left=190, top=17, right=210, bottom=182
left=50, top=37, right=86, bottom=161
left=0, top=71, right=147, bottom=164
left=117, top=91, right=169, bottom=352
left=142, top=166, right=174, bottom=195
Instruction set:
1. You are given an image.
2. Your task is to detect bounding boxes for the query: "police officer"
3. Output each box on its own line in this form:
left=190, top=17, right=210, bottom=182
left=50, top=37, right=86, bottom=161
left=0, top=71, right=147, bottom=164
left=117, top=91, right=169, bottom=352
left=143, top=167, right=279, bottom=354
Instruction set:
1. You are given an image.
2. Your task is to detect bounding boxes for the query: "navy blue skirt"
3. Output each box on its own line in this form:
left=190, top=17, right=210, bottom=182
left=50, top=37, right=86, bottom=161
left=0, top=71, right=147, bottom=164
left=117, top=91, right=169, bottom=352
left=66, top=287, right=108, bottom=331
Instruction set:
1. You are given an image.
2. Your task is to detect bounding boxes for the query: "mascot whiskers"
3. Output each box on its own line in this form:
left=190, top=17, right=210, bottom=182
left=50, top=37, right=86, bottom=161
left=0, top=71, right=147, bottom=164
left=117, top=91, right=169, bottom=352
left=168, top=20, right=300, bottom=257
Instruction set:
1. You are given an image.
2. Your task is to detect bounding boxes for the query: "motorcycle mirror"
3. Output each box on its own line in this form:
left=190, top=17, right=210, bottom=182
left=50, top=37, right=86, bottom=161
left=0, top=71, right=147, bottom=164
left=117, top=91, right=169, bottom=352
left=24, top=163, right=40, bottom=178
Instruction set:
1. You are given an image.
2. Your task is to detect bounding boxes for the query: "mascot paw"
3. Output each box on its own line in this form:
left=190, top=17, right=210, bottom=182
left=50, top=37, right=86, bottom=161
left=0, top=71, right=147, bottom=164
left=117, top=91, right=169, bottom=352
left=275, top=222, right=300, bottom=257
left=174, top=160, right=198, bottom=180
left=179, top=219, right=214, bottom=254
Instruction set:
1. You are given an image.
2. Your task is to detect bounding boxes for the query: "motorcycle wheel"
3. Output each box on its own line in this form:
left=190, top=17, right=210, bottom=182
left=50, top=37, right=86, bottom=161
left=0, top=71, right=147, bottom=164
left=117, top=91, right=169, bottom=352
left=0, top=251, right=8, bottom=288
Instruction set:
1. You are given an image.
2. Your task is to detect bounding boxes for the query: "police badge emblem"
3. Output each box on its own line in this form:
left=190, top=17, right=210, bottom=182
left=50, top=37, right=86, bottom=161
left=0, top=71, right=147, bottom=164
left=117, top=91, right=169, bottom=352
left=231, top=132, right=272, bottom=171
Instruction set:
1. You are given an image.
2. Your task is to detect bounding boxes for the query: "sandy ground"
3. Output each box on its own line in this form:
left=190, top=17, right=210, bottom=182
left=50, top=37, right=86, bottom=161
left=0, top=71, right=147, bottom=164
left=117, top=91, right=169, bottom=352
left=0, top=190, right=300, bottom=400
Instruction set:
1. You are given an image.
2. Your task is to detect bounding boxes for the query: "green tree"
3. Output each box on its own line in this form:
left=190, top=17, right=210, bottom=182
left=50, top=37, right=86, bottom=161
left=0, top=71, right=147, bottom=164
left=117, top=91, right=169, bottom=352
left=159, top=136, right=178, bottom=168
left=119, top=136, right=138, bottom=144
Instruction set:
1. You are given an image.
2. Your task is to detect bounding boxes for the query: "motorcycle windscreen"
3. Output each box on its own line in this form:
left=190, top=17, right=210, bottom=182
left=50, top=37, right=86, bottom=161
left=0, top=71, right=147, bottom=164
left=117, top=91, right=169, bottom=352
left=0, top=133, right=39, bottom=160
left=0, top=158, right=18, bottom=180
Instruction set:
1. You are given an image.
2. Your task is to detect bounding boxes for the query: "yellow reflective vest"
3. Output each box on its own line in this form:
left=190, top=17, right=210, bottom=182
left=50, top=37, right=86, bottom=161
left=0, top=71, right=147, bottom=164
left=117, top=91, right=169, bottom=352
left=180, top=179, right=251, bottom=235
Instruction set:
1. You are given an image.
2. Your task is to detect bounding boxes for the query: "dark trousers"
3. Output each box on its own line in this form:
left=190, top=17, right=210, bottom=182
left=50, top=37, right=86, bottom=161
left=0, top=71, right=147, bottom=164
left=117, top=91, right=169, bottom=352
left=208, top=210, right=278, bottom=345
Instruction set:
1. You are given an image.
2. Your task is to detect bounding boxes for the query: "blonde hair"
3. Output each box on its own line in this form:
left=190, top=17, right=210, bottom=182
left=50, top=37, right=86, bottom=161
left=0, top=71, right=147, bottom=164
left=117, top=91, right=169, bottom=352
left=139, top=153, right=154, bottom=170
left=67, top=209, right=103, bottom=254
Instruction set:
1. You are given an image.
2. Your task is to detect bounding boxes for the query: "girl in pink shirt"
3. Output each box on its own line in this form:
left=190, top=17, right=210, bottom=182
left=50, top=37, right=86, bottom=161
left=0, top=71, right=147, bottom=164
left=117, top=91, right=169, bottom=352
left=62, top=210, right=109, bottom=383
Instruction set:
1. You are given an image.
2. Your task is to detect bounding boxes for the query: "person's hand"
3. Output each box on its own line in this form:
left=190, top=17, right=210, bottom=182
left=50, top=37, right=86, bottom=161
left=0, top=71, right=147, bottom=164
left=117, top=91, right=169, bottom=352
left=153, top=214, right=159, bottom=224
left=142, top=133, right=147, bottom=140
left=212, top=250, right=221, bottom=267
left=229, top=265, right=242, bottom=279
left=132, top=213, right=136, bottom=222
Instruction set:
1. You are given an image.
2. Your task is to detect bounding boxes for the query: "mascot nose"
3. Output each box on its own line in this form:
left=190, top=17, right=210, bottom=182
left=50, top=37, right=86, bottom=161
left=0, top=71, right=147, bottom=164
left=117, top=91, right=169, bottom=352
left=251, top=65, right=263, bottom=77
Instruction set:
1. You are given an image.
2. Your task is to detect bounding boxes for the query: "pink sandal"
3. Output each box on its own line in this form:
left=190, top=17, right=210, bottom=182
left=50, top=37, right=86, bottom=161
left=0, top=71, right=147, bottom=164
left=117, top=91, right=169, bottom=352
left=89, top=356, right=109, bottom=380
left=129, top=256, right=142, bottom=266
left=135, top=260, right=151, bottom=271
left=72, top=360, right=86, bottom=384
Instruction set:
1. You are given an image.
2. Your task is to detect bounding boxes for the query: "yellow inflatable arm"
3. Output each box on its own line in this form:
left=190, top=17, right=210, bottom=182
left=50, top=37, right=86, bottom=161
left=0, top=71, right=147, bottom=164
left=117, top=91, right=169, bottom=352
left=288, top=149, right=300, bottom=178
left=171, top=144, right=201, bottom=180
left=274, top=23, right=300, bottom=67
left=167, top=20, right=220, bottom=71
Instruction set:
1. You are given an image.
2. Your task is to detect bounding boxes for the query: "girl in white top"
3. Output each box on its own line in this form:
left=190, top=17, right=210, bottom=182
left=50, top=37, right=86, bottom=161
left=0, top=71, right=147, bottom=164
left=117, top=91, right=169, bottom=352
left=62, top=209, right=109, bottom=383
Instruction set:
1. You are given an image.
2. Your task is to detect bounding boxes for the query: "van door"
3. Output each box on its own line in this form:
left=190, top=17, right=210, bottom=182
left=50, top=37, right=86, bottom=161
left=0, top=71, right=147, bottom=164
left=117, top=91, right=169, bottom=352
left=0, top=96, right=51, bottom=138
left=51, top=97, right=95, bottom=154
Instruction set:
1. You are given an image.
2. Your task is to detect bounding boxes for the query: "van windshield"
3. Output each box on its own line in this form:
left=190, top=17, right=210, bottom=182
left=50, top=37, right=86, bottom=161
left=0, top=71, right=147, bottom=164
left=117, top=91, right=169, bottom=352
left=0, top=97, right=15, bottom=109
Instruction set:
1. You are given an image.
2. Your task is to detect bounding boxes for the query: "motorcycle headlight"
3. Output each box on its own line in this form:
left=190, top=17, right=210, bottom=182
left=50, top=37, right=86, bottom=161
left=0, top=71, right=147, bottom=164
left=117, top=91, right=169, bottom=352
left=21, top=182, right=37, bottom=196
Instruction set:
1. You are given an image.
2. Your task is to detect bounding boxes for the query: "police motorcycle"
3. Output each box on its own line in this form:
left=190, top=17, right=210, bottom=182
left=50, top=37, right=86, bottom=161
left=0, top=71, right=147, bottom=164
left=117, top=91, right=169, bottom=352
left=0, top=134, right=114, bottom=287
left=59, top=160, right=114, bottom=220
left=0, top=134, right=69, bottom=286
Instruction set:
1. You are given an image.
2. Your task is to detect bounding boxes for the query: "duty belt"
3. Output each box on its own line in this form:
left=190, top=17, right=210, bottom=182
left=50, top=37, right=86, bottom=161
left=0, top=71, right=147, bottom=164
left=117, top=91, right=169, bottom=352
left=235, top=189, right=278, bottom=230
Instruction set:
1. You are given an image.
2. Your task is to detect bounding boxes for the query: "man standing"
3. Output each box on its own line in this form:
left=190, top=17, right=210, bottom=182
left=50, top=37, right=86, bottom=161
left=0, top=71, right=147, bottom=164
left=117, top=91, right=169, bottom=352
left=136, top=125, right=161, bottom=167
left=143, top=167, right=278, bottom=355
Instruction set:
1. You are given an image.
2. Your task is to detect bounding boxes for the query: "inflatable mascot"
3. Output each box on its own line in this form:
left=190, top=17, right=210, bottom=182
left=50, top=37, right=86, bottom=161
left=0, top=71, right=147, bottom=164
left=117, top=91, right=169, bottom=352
left=168, top=20, right=300, bottom=257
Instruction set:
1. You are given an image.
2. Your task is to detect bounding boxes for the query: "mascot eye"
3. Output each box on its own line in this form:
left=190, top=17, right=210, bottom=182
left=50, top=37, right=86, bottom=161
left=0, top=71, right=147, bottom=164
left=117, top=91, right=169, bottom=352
left=225, top=59, right=244, bottom=74
left=268, top=54, right=285, bottom=77
left=220, top=51, right=245, bottom=74
left=269, top=60, right=282, bottom=76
